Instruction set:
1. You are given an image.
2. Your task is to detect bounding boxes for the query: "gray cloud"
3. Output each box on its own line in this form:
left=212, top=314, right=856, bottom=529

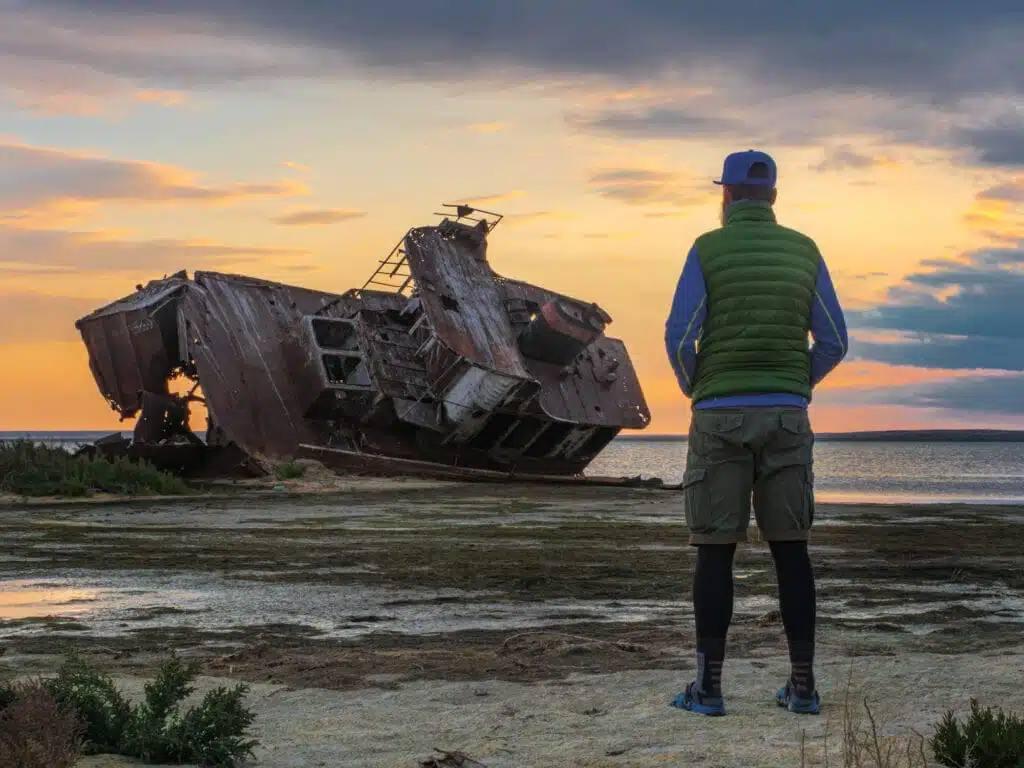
left=574, top=107, right=739, bottom=140
left=812, top=145, right=880, bottom=172
left=6, top=2, right=1021, bottom=165
left=818, top=372, right=1024, bottom=417
left=896, top=374, right=1024, bottom=414
left=956, top=116, right=1024, bottom=167
left=852, top=335, right=1024, bottom=372
left=851, top=246, right=1024, bottom=371
left=978, top=180, right=1024, bottom=203
left=29, top=2, right=1021, bottom=100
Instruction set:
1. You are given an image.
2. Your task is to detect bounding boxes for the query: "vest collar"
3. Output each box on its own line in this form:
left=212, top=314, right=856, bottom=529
left=725, top=200, right=776, bottom=225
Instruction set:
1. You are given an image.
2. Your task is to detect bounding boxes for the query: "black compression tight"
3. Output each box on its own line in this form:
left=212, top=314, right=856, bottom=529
left=692, top=540, right=816, bottom=696
left=692, top=543, right=736, bottom=696
left=769, top=540, right=816, bottom=696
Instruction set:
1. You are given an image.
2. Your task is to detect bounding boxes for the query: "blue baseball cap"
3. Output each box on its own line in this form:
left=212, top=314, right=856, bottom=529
left=714, top=150, right=777, bottom=187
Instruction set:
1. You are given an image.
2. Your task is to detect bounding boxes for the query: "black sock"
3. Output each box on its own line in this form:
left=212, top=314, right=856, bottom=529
left=693, top=543, right=736, bottom=697
left=769, top=540, right=816, bottom=697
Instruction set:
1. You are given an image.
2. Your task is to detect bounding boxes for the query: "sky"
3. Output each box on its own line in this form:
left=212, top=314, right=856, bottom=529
left=1, top=1, right=1022, bottom=434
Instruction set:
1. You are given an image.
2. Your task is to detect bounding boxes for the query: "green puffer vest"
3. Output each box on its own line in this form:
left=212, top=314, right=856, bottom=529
left=692, top=201, right=821, bottom=403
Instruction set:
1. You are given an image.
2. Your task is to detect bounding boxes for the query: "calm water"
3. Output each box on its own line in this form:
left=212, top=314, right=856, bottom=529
left=5, top=432, right=1024, bottom=505
left=589, top=439, right=1024, bottom=504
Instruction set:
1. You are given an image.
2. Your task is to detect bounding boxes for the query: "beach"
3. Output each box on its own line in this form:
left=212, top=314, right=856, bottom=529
left=2, top=478, right=1023, bottom=766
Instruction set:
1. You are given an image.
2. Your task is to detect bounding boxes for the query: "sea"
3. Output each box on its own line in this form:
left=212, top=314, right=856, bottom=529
left=4, top=431, right=1024, bottom=505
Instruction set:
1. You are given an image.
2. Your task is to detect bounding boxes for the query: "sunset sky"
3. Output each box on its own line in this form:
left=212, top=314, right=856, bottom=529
left=2, top=2, right=1022, bottom=434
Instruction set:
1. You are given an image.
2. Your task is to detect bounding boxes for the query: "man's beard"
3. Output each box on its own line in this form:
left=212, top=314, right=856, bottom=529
left=720, top=199, right=728, bottom=226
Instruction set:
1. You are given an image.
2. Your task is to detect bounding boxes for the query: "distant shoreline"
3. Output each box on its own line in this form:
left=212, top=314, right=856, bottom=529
left=617, top=429, right=1024, bottom=443
left=4, top=429, right=1024, bottom=444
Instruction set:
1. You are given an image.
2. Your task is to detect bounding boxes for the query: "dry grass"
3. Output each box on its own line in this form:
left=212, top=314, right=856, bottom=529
left=801, top=667, right=930, bottom=768
left=0, top=680, right=82, bottom=768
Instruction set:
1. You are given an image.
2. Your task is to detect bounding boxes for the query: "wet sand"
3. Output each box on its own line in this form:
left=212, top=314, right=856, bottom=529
left=1, top=479, right=1023, bottom=766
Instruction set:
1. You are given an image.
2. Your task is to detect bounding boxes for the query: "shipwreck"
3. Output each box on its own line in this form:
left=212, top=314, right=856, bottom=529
left=75, top=206, right=650, bottom=481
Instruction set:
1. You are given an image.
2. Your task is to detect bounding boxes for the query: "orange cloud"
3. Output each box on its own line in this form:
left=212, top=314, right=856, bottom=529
left=134, top=89, right=188, bottom=107
left=502, top=210, right=576, bottom=226
left=964, top=178, right=1023, bottom=243
left=588, top=167, right=712, bottom=208
left=274, top=208, right=366, bottom=226
left=454, top=190, right=527, bottom=206
left=0, top=225, right=306, bottom=276
left=466, top=121, right=507, bottom=134
left=0, top=141, right=307, bottom=219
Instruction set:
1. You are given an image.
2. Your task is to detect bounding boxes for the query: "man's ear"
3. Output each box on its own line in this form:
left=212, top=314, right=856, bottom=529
left=723, top=187, right=733, bottom=205
left=770, top=188, right=778, bottom=205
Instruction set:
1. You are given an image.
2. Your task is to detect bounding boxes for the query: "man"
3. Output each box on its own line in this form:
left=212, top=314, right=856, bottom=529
left=664, top=150, right=847, bottom=717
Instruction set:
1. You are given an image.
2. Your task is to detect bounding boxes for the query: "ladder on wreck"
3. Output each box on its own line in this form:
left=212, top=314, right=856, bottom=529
left=360, top=204, right=503, bottom=296
left=361, top=233, right=416, bottom=295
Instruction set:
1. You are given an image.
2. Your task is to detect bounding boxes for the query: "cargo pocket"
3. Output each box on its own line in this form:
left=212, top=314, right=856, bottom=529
left=682, top=467, right=709, bottom=532
left=777, top=411, right=814, bottom=464
left=780, top=410, right=811, bottom=438
left=693, top=412, right=744, bottom=460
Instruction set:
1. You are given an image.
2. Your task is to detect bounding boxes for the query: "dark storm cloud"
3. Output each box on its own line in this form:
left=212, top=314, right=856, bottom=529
left=25, top=1, right=1024, bottom=100
left=895, top=374, right=1024, bottom=414
left=815, top=372, right=1024, bottom=416
left=956, top=116, right=1024, bottom=167
left=853, top=335, right=1024, bottom=372
left=851, top=247, right=1024, bottom=371
left=7, top=2, right=1022, bottom=164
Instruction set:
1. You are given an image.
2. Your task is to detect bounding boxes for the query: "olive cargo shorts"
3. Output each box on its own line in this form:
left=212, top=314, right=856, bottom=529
left=683, top=408, right=814, bottom=545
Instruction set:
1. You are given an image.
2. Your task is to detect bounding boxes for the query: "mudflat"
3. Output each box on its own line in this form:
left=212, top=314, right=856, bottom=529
left=1, top=479, right=1022, bottom=766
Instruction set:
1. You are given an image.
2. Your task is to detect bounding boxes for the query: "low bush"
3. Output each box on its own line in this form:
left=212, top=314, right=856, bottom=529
left=931, top=699, right=1024, bottom=768
left=274, top=460, right=307, bottom=480
left=46, top=654, right=256, bottom=767
left=0, top=680, right=82, bottom=768
left=45, top=654, right=133, bottom=752
left=0, top=440, right=189, bottom=497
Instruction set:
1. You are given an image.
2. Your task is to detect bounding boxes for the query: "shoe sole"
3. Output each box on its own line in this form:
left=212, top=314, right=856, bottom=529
left=776, top=695, right=820, bottom=715
left=672, top=694, right=726, bottom=717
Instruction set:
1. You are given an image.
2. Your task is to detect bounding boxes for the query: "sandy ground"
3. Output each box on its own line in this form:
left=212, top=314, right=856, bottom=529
left=72, top=647, right=1024, bottom=767
left=2, top=479, right=1023, bottom=766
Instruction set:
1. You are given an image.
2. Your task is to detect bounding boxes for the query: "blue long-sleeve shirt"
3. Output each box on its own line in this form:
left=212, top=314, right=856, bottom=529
left=665, top=244, right=847, bottom=408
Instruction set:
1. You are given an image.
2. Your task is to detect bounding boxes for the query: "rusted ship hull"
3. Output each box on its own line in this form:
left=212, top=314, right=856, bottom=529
left=76, top=209, right=650, bottom=478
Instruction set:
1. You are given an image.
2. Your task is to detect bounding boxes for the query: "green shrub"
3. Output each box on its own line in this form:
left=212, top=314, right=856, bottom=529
left=932, top=699, right=1024, bottom=768
left=46, top=654, right=132, bottom=753
left=0, top=680, right=82, bottom=768
left=46, top=654, right=256, bottom=767
left=274, top=460, right=307, bottom=480
left=166, top=684, right=258, bottom=767
left=0, top=440, right=189, bottom=497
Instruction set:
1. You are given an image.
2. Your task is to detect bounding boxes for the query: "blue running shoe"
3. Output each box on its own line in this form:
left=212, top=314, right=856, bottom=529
left=671, top=681, right=726, bottom=716
left=776, top=680, right=821, bottom=714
